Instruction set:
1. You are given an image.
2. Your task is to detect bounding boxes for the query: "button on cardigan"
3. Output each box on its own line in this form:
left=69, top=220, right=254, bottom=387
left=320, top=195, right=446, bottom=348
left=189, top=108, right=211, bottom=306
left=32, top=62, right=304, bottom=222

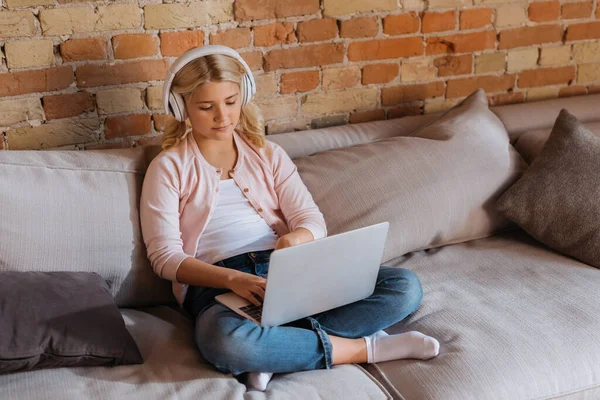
left=140, top=130, right=327, bottom=305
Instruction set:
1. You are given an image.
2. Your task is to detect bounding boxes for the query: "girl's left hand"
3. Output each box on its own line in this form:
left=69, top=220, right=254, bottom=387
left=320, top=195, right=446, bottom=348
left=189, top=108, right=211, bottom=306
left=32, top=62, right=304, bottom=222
left=274, top=228, right=314, bottom=250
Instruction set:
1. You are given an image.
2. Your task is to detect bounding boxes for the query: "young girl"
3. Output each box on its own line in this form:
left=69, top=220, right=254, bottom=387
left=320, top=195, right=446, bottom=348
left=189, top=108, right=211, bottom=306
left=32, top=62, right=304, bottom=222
left=140, top=45, right=440, bottom=392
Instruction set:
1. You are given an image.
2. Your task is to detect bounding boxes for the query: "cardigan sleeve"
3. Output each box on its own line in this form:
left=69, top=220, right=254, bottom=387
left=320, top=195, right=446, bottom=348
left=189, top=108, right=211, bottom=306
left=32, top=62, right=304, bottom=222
left=270, top=143, right=327, bottom=240
left=139, top=155, right=189, bottom=282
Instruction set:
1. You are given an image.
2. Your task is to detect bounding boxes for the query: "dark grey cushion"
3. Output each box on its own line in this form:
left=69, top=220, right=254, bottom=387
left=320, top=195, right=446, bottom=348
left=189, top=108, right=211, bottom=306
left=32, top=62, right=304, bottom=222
left=497, top=109, right=600, bottom=269
left=0, top=271, right=143, bottom=374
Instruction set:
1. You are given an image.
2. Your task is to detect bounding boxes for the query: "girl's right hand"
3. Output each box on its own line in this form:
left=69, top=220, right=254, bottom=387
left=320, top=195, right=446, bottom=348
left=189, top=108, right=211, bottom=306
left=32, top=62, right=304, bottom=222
left=228, top=271, right=267, bottom=306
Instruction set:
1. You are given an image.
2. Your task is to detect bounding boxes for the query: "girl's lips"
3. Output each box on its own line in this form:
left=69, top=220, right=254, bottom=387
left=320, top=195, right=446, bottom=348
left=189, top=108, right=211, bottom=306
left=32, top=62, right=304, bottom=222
left=213, top=124, right=230, bottom=131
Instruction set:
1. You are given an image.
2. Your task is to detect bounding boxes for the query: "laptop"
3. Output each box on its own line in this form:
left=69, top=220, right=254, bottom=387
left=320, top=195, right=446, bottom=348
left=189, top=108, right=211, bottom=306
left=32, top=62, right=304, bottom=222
left=215, top=222, right=389, bottom=327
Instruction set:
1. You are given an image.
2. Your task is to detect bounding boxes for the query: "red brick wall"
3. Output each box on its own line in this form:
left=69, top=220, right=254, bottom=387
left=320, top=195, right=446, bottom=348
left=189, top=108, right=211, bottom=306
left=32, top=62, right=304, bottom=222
left=1, top=0, right=599, bottom=149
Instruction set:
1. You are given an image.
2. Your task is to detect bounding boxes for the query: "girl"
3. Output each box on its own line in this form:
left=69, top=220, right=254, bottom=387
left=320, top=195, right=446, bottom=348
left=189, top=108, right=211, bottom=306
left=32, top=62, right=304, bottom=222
left=140, top=45, right=439, bottom=392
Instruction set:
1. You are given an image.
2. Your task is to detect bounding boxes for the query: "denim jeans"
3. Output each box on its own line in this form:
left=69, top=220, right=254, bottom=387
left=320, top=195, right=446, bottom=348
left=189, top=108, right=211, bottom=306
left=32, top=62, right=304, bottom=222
left=183, top=249, right=423, bottom=375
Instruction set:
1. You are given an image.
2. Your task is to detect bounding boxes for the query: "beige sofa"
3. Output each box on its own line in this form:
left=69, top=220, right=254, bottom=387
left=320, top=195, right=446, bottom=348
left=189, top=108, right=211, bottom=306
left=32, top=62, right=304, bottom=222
left=1, top=92, right=599, bottom=399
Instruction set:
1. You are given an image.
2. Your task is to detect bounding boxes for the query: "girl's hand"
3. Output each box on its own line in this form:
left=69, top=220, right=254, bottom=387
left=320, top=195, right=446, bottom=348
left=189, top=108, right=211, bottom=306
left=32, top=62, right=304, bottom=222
left=275, top=228, right=314, bottom=250
left=228, top=271, right=267, bottom=306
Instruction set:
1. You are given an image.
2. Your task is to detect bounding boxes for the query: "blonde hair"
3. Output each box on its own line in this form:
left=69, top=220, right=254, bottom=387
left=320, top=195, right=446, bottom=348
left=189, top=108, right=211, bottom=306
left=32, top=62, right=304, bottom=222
left=161, top=54, right=265, bottom=150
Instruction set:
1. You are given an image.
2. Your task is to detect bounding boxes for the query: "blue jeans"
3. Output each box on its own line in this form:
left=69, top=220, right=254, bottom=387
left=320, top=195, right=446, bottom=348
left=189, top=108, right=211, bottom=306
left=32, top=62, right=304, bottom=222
left=183, top=249, right=423, bottom=375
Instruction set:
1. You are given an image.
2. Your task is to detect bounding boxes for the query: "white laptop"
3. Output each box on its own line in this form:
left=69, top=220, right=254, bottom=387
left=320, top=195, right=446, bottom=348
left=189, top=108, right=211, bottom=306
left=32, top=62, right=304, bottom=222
left=215, top=222, right=389, bottom=327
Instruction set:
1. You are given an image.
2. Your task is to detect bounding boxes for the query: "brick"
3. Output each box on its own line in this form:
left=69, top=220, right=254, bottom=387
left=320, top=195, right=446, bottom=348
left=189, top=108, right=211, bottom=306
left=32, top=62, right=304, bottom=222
left=5, top=40, right=54, bottom=69
left=362, top=63, right=399, bottom=84
left=43, top=91, right=94, bottom=120
left=6, top=0, right=52, bottom=8
left=446, top=75, right=515, bottom=98
left=0, top=98, right=44, bottom=126
left=210, top=28, right=251, bottom=49
left=434, top=54, right=472, bottom=77
left=105, top=114, right=152, bottom=139
left=254, top=72, right=278, bottom=98
left=76, top=59, right=169, bottom=88
left=144, top=2, right=232, bottom=30
left=7, top=118, right=100, bottom=150
left=559, top=85, right=587, bottom=97
left=381, top=82, right=445, bottom=105
left=475, top=52, right=506, bottom=73
left=588, top=84, right=600, bottom=94
left=460, top=8, right=493, bottom=30
left=254, top=22, right=296, bottom=47
left=507, top=48, right=539, bottom=72
left=280, top=70, right=319, bottom=94
left=497, top=4, right=527, bottom=27
left=302, top=88, right=378, bottom=115
left=427, top=31, right=496, bottom=55
left=488, top=92, right=525, bottom=106
left=422, top=11, right=456, bottom=33
left=499, top=25, right=563, bottom=49
left=388, top=105, right=422, bottom=119
left=597, top=4, right=600, bottom=18
left=517, top=66, right=576, bottom=87
left=113, top=34, right=158, bottom=60
left=349, top=109, right=385, bottom=124
left=146, top=86, right=164, bottom=110
left=235, top=0, right=319, bottom=21
left=240, top=51, right=263, bottom=71
left=429, top=0, right=470, bottom=7
left=152, top=113, right=177, bottom=132
left=349, top=38, right=423, bottom=61
left=61, top=37, right=108, bottom=62
left=424, top=98, right=461, bottom=113
left=540, top=46, right=572, bottom=66
left=96, top=4, right=141, bottom=31
left=383, top=13, right=420, bottom=35
left=527, top=86, right=559, bottom=101
left=310, top=114, right=348, bottom=129
left=85, top=139, right=132, bottom=150
left=578, top=63, right=600, bottom=83
left=566, top=22, right=600, bottom=41
left=573, top=42, right=600, bottom=62
left=562, top=2, right=593, bottom=19
left=528, top=1, right=560, bottom=22
left=340, top=17, right=379, bottom=38
left=297, top=19, right=338, bottom=42
left=256, top=96, right=298, bottom=120
left=402, top=58, right=436, bottom=82
left=323, top=0, right=396, bottom=17
left=266, top=118, right=311, bottom=134
left=40, top=8, right=96, bottom=36
left=160, top=31, right=204, bottom=57
left=97, top=88, right=144, bottom=115
left=0, top=66, right=74, bottom=97
left=322, top=66, right=361, bottom=90
left=0, top=11, right=36, bottom=38
left=134, top=136, right=163, bottom=147
left=264, top=43, right=343, bottom=71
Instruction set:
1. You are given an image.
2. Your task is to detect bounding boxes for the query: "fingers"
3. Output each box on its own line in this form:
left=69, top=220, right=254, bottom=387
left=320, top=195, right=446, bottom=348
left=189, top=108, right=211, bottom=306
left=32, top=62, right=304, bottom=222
left=245, top=291, right=262, bottom=306
left=253, top=286, right=266, bottom=300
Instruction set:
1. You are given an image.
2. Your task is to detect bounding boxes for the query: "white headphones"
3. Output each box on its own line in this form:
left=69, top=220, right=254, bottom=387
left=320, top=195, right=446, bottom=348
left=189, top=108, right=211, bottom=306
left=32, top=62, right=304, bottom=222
left=162, top=45, right=256, bottom=122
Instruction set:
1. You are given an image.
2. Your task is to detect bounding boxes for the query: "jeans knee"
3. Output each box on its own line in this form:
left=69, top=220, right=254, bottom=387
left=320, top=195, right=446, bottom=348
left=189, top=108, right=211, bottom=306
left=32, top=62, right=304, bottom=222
left=381, top=267, right=423, bottom=315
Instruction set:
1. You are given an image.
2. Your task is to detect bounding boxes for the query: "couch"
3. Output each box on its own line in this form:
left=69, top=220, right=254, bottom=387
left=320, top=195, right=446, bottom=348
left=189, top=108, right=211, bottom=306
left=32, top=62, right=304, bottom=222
left=1, top=91, right=599, bottom=400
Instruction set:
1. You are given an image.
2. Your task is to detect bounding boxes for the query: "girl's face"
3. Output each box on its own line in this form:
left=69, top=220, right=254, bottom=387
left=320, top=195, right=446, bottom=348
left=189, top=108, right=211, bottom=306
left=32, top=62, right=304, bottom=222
left=185, top=81, right=242, bottom=142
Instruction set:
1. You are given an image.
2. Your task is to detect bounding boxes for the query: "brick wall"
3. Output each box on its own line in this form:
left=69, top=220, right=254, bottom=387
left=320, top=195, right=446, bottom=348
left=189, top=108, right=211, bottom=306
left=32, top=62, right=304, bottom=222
left=0, top=0, right=599, bottom=150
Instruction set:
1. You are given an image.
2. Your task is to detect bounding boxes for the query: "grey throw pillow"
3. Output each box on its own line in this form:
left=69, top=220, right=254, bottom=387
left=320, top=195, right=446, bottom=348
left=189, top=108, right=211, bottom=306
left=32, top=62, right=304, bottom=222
left=497, top=109, right=600, bottom=269
left=0, top=271, right=143, bottom=374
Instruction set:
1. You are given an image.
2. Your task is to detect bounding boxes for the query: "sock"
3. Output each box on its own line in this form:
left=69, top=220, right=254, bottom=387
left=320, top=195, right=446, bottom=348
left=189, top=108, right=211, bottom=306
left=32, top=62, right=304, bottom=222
left=364, top=331, right=440, bottom=363
left=245, top=372, right=273, bottom=391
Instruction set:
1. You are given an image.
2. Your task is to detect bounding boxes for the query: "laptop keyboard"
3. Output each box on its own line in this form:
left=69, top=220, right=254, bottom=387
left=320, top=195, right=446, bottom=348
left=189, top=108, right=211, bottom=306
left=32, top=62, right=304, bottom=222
left=239, top=304, right=263, bottom=321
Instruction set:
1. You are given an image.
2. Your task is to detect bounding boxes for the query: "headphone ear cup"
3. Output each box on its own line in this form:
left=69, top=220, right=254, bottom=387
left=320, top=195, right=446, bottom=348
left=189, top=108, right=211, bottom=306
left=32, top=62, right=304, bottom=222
left=169, top=92, right=187, bottom=121
left=242, top=75, right=252, bottom=105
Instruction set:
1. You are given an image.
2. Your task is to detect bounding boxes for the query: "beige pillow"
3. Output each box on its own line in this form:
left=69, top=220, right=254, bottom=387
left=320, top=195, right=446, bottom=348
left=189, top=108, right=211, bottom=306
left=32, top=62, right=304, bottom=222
left=497, top=109, right=600, bottom=269
left=295, top=89, right=526, bottom=263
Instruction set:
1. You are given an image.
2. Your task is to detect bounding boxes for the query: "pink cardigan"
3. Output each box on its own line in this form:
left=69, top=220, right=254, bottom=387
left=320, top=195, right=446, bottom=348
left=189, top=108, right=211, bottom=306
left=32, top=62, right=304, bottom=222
left=140, top=131, right=327, bottom=305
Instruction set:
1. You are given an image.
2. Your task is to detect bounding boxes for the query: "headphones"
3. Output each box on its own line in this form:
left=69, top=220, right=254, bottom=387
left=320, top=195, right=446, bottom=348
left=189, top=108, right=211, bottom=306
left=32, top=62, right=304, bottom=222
left=162, top=45, right=256, bottom=122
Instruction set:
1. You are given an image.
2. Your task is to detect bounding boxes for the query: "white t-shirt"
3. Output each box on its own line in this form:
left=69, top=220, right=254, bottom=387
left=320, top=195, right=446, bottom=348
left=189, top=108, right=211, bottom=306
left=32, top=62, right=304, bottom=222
left=195, top=179, right=278, bottom=265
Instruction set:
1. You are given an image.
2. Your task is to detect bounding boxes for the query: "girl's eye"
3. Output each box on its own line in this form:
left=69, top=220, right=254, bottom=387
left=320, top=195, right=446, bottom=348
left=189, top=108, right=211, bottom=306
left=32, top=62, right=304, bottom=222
left=226, top=101, right=236, bottom=106
left=199, top=106, right=211, bottom=111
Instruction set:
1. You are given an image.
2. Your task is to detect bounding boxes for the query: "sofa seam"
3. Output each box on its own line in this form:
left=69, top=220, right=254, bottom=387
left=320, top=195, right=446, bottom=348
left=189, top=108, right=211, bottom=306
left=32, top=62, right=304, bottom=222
left=0, top=161, right=145, bottom=175
left=532, top=382, right=600, bottom=400
left=364, top=363, right=407, bottom=400
left=352, top=363, right=395, bottom=400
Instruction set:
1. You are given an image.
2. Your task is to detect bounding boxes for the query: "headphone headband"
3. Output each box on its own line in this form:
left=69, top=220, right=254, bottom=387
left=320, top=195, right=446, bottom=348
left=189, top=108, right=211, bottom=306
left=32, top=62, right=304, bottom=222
left=162, top=45, right=256, bottom=121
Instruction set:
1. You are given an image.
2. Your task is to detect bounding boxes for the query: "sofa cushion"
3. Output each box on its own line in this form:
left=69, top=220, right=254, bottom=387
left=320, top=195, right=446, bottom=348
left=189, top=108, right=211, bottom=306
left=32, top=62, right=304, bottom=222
left=0, top=271, right=142, bottom=374
left=294, top=89, right=526, bottom=263
left=366, top=229, right=600, bottom=400
left=497, top=109, right=600, bottom=269
left=0, top=146, right=174, bottom=308
left=0, top=306, right=392, bottom=399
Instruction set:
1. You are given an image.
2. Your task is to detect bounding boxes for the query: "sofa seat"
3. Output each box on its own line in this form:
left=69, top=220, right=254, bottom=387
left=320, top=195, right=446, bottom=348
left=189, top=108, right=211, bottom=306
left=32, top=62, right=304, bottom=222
left=368, top=229, right=600, bottom=400
left=0, top=305, right=392, bottom=400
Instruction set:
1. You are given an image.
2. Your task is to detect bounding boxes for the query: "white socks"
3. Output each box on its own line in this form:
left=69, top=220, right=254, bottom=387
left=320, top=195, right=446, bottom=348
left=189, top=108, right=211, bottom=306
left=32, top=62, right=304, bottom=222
left=364, top=330, right=440, bottom=363
left=245, top=372, right=273, bottom=391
